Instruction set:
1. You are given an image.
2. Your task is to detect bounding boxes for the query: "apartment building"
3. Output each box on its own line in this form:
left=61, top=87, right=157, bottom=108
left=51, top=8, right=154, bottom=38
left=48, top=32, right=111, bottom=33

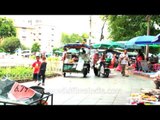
left=13, top=18, right=55, bottom=53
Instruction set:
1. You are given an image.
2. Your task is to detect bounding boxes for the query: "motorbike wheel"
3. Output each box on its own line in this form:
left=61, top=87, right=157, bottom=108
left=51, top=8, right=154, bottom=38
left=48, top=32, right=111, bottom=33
left=63, top=73, right=66, bottom=77
left=97, top=68, right=100, bottom=77
left=83, top=68, right=88, bottom=78
left=104, top=72, right=109, bottom=78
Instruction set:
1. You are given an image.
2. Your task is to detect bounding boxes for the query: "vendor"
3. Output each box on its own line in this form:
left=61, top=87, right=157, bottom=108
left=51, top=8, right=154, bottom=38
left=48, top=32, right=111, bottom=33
left=61, top=47, right=67, bottom=62
left=152, top=71, right=160, bottom=89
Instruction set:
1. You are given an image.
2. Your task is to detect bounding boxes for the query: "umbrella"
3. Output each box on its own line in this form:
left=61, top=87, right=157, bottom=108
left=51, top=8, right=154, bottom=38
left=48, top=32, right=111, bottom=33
left=134, top=35, right=155, bottom=45
left=64, top=43, right=90, bottom=49
left=151, top=33, right=160, bottom=44
left=0, top=78, right=42, bottom=104
left=125, top=38, right=142, bottom=49
left=91, top=40, right=119, bottom=49
left=115, top=41, right=127, bottom=48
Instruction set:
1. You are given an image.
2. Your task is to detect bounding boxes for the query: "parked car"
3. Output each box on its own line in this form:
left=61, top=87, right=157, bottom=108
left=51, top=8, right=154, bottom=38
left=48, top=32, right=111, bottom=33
left=21, top=50, right=31, bottom=58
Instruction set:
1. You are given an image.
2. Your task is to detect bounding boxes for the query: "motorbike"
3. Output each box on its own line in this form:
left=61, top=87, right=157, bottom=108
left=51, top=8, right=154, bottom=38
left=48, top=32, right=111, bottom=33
left=94, top=59, right=111, bottom=78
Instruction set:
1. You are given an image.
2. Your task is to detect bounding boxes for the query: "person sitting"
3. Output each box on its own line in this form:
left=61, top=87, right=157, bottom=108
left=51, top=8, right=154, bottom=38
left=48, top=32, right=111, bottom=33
left=99, top=52, right=106, bottom=73
left=152, top=71, right=160, bottom=89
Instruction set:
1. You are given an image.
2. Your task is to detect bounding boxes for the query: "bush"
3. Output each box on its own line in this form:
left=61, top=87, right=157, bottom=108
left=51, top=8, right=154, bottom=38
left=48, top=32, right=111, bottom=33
left=0, top=66, right=62, bottom=82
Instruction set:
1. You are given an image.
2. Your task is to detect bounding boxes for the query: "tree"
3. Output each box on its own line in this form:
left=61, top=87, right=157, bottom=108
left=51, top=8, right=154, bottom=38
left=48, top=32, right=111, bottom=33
left=61, top=33, right=89, bottom=45
left=20, top=44, right=30, bottom=50
left=0, top=17, right=16, bottom=39
left=101, top=15, right=160, bottom=41
left=31, top=42, right=41, bottom=53
left=1, top=37, right=20, bottom=54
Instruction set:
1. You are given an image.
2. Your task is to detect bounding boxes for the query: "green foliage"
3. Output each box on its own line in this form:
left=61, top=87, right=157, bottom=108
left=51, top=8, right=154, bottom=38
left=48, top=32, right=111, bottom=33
left=61, top=32, right=89, bottom=45
left=0, top=66, right=32, bottom=81
left=102, top=15, right=160, bottom=41
left=81, top=33, right=89, bottom=39
left=0, top=45, right=4, bottom=52
left=21, top=44, right=30, bottom=50
left=149, top=47, right=160, bottom=54
left=0, top=17, right=16, bottom=39
left=31, top=42, right=41, bottom=53
left=1, top=37, right=20, bottom=54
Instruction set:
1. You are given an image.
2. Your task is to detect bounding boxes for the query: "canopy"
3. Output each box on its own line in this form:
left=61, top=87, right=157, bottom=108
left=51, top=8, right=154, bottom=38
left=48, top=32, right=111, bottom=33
left=134, top=35, right=155, bottom=45
left=151, top=34, right=160, bottom=44
left=64, top=43, right=90, bottom=49
left=91, top=40, right=120, bottom=49
left=67, top=49, right=79, bottom=54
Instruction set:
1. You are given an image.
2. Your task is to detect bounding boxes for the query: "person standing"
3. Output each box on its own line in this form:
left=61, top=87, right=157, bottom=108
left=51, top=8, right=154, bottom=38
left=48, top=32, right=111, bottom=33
left=38, top=56, right=47, bottom=86
left=61, top=47, right=67, bottom=62
left=119, top=49, right=129, bottom=77
left=32, top=53, right=41, bottom=83
left=136, top=51, right=144, bottom=71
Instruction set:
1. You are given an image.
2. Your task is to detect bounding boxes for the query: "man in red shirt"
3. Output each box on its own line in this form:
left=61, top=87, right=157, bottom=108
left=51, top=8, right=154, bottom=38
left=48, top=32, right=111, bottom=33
left=32, top=54, right=41, bottom=83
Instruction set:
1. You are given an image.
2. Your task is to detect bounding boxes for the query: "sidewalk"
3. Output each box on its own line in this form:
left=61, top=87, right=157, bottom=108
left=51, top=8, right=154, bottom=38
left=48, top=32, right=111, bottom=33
left=21, top=69, right=155, bottom=105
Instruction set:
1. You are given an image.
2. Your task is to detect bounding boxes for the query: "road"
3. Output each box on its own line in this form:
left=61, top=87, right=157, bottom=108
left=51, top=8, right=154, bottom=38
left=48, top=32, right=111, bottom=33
left=21, top=69, right=155, bottom=105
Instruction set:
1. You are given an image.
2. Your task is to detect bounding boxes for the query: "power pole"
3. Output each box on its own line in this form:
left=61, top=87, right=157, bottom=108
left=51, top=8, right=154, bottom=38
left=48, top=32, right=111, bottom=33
left=146, top=15, right=151, bottom=61
left=89, top=16, right=92, bottom=46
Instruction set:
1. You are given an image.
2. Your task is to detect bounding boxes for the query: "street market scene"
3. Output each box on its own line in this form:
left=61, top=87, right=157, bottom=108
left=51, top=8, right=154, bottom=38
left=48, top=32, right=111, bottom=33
left=0, top=15, right=160, bottom=105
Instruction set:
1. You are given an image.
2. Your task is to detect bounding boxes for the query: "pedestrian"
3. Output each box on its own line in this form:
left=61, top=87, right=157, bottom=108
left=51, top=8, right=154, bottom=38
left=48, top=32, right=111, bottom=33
left=38, top=55, right=47, bottom=86
left=32, top=53, right=41, bottom=83
left=119, top=49, right=129, bottom=77
left=136, top=50, right=144, bottom=71
left=61, top=47, right=67, bottom=62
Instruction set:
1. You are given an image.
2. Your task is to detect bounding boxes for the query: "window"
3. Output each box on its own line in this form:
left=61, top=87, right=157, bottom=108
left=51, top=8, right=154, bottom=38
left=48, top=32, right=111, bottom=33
left=22, top=36, right=26, bottom=38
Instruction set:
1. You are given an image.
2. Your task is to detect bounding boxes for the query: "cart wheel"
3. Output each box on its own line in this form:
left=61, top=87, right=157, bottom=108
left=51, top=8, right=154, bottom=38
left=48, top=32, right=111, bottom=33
left=63, top=73, right=66, bottom=77
left=83, top=68, right=87, bottom=77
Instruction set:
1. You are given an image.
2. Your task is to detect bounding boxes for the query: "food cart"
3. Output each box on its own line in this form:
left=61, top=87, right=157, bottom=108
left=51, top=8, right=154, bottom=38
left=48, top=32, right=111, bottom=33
left=62, top=43, right=90, bottom=77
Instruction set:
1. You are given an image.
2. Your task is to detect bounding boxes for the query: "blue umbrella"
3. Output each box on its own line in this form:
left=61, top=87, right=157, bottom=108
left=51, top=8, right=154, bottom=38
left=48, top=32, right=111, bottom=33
left=134, top=35, right=155, bottom=45
left=125, top=38, right=142, bottom=49
left=151, top=33, right=160, bottom=44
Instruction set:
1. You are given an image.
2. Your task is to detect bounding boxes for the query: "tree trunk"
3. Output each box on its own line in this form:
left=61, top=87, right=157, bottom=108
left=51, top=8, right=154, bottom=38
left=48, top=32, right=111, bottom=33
left=100, top=21, right=106, bottom=41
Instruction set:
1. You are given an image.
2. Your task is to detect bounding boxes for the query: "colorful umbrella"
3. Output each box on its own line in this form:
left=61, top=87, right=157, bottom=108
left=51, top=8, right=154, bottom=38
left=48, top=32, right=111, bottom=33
left=134, top=35, right=155, bottom=44
left=91, top=40, right=119, bottom=49
left=151, top=33, right=160, bottom=44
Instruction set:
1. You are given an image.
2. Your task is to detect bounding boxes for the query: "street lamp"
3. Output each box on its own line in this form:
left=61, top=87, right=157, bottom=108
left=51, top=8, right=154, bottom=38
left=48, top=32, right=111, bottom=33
left=89, top=16, right=92, bottom=46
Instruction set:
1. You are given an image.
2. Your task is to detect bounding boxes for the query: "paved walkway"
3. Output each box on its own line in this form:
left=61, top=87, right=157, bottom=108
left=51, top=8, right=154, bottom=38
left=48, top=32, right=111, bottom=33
left=21, top=69, right=155, bottom=105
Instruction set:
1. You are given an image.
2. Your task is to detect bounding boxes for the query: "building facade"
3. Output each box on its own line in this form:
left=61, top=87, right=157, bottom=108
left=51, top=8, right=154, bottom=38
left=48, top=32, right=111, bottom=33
left=13, top=18, right=55, bottom=53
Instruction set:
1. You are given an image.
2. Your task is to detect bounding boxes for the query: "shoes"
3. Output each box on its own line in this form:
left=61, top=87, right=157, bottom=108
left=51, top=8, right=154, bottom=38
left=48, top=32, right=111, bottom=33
left=37, top=83, right=41, bottom=86
left=42, top=83, right=45, bottom=86
left=125, top=75, right=129, bottom=77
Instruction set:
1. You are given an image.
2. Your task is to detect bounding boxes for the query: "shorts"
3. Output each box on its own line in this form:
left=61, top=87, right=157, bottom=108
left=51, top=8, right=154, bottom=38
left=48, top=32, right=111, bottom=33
left=33, top=73, right=39, bottom=80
